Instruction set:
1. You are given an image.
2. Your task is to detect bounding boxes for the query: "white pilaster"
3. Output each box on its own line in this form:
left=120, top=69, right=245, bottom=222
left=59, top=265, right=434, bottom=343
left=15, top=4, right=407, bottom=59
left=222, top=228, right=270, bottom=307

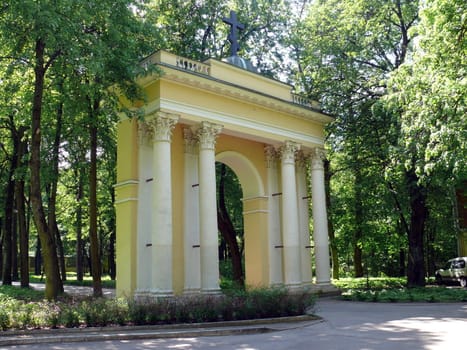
left=311, top=148, right=331, bottom=284
left=136, top=121, right=153, bottom=294
left=280, top=141, right=302, bottom=289
left=296, top=151, right=312, bottom=286
left=148, top=112, right=178, bottom=296
left=197, top=121, right=223, bottom=293
left=183, top=128, right=201, bottom=294
left=265, top=145, right=283, bottom=286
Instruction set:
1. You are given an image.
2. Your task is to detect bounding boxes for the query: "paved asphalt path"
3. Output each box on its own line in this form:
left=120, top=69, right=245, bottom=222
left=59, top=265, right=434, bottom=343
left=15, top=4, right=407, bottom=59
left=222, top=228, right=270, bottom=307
left=3, top=298, right=466, bottom=350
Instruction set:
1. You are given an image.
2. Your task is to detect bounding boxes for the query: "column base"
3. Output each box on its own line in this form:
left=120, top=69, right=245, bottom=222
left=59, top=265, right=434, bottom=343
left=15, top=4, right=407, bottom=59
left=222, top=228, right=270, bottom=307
left=285, top=282, right=303, bottom=291
left=134, top=289, right=174, bottom=301
left=183, top=288, right=201, bottom=295
left=307, top=283, right=340, bottom=296
left=201, top=288, right=222, bottom=295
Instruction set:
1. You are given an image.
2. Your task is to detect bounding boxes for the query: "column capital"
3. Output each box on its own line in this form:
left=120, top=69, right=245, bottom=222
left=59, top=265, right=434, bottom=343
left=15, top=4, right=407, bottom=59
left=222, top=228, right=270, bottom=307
left=280, top=140, right=300, bottom=165
left=264, top=145, right=279, bottom=169
left=295, top=150, right=308, bottom=170
left=183, top=127, right=198, bottom=154
left=196, top=121, right=223, bottom=150
left=138, top=120, right=153, bottom=146
left=147, top=112, right=179, bottom=142
left=311, top=148, right=326, bottom=170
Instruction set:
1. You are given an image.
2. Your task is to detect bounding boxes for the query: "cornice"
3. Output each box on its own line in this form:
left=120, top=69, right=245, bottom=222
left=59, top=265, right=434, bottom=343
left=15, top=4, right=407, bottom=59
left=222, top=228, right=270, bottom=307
left=140, top=64, right=333, bottom=125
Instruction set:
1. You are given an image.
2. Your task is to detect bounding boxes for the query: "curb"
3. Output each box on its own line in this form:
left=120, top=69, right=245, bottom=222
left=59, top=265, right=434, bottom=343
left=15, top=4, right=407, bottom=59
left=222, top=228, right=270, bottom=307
left=0, top=315, right=320, bottom=346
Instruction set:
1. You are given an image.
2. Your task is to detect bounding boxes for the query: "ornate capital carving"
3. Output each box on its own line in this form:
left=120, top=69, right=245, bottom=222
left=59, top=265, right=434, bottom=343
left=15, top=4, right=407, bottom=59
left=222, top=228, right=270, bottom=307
left=147, top=112, right=179, bottom=142
left=183, top=127, right=198, bottom=154
left=311, top=148, right=326, bottom=170
left=138, top=120, right=153, bottom=146
left=196, top=121, right=222, bottom=150
left=280, top=141, right=300, bottom=165
left=295, top=150, right=308, bottom=170
left=264, top=145, right=278, bottom=169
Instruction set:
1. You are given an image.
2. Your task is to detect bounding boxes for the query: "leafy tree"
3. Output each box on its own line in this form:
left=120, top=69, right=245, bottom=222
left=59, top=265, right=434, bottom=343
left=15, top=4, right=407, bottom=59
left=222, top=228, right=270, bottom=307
left=0, top=0, right=154, bottom=299
left=217, top=163, right=244, bottom=287
left=294, top=0, right=429, bottom=284
left=148, top=0, right=294, bottom=76
left=388, top=0, right=466, bottom=184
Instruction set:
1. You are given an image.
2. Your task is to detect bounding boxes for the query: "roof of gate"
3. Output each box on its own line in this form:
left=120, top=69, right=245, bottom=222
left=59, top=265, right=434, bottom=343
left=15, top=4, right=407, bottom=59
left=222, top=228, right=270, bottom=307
left=137, top=50, right=333, bottom=125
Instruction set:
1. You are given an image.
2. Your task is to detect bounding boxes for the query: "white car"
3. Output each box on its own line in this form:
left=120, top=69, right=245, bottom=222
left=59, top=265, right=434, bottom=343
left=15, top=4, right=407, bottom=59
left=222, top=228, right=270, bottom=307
left=435, top=257, right=467, bottom=288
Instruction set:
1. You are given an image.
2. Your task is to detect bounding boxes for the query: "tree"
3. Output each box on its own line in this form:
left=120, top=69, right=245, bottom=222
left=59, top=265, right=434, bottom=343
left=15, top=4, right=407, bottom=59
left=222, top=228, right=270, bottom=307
left=388, top=0, right=466, bottom=183
left=147, top=0, right=294, bottom=77
left=217, top=163, right=244, bottom=287
left=0, top=0, right=155, bottom=299
left=294, top=0, right=427, bottom=283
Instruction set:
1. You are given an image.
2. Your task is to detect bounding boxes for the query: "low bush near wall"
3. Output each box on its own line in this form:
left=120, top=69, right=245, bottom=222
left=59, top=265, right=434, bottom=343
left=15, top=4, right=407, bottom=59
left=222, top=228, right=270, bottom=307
left=335, top=277, right=467, bottom=302
left=0, top=286, right=315, bottom=331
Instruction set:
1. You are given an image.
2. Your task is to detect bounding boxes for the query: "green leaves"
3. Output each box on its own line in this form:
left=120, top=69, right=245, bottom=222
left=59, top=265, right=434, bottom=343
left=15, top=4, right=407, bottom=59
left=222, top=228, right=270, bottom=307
left=388, top=0, right=467, bottom=182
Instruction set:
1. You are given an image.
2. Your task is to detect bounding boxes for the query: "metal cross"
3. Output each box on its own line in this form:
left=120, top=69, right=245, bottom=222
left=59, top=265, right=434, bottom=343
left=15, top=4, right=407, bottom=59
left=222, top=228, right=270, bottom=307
left=223, top=10, right=244, bottom=56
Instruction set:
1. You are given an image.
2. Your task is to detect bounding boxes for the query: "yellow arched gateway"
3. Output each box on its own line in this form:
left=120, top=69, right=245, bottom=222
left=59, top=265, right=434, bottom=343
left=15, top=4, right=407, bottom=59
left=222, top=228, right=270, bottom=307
left=115, top=50, right=335, bottom=297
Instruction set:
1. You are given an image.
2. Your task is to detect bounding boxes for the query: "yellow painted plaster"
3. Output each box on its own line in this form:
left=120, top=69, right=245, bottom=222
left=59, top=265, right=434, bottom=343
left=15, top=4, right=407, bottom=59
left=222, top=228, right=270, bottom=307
left=116, top=50, right=332, bottom=296
left=243, top=196, right=270, bottom=287
left=115, top=118, right=139, bottom=297
left=159, top=79, right=324, bottom=139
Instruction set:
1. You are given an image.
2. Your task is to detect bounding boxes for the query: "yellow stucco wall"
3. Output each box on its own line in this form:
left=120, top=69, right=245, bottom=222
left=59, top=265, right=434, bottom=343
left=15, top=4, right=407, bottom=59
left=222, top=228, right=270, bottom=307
left=242, top=197, right=270, bottom=287
left=156, top=79, right=325, bottom=148
left=116, top=50, right=330, bottom=296
left=115, top=118, right=139, bottom=297
left=215, top=134, right=270, bottom=287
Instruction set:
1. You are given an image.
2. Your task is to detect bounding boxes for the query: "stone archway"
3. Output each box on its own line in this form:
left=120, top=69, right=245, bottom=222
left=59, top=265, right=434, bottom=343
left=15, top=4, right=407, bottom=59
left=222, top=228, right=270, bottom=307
left=114, top=50, right=335, bottom=297
left=216, top=151, right=268, bottom=287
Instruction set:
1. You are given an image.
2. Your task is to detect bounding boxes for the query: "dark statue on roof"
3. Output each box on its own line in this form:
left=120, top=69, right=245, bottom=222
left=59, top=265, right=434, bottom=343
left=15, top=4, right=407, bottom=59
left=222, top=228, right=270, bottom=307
left=223, top=10, right=244, bottom=57
left=222, top=10, right=257, bottom=73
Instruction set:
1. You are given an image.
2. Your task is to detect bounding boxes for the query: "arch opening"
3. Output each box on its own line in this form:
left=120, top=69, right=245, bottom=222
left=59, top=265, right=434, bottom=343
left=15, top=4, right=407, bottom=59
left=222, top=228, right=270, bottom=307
left=216, top=151, right=269, bottom=288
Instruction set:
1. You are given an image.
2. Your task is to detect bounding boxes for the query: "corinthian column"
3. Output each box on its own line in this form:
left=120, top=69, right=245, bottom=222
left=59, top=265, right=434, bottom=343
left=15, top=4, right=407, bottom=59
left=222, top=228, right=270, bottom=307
left=148, top=111, right=178, bottom=296
left=296, top=151, right=312, bottom=286
left=196, top=121, right=222, bottom=293
left=311, top=148, right=331, bottom=284
left=265, top=145, right=283, bottom=286
left=183, top=127, right=201, bottom=294
left=280, top=141, right=301, bottom=289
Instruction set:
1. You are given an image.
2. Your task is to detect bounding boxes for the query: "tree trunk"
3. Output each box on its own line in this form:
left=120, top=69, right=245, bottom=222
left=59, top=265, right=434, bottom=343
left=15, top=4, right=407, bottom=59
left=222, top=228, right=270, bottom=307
left=48, top=96, right=66, bottom=285
left=34, top=237, right=42, bottom=276
left=406, top=169, right=427, bottom=287
left=12, top=206, right=18, bottom=281
left=426, top=224, right=436, bottom=277
left=89, top=99, right=102, bottom=297
left=0, top=218, right=3, bottom=279
left=353, top=168, right=364, bottom=277
left=16, top=175, right=29, bottom=288
left=217, top=164, right=244, bottom=287
left=324, top=159, right=339, bottom=279
left=399, top=248, right=406, bottom=277
left=76, top=166, right=84, bottom=281
left=2, top=173, right=14, bottom=285
left=2, top=117, right=20, bottom=285
left=30, top=39, right=62, bottom=300
left=108, top=187, right=116, bottom=280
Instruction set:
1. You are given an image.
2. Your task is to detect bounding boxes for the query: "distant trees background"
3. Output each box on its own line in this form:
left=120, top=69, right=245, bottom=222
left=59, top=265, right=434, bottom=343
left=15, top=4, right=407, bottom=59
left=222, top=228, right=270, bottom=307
left=0, top=0, right=465, bottom=299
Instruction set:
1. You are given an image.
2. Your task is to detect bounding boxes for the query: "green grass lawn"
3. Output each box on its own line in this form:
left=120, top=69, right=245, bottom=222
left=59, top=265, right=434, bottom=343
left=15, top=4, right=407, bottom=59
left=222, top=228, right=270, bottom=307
left=28, top=273, right=116, bottom=289
left=334, top=277, right=467, bottom=302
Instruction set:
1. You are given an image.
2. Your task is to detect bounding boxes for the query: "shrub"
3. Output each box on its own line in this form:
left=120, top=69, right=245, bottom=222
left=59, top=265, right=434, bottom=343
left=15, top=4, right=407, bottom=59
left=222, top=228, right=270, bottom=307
left=338, top=278, right=467, bottom=302
left=0, top=285, right=315, bottom=330
left=0, top=309, right=10, bottom=331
